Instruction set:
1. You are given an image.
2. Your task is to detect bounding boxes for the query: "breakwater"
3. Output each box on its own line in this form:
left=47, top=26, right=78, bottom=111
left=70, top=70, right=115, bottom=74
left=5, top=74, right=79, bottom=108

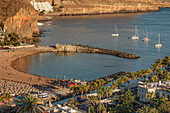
left=55, top=43, right=140, bottom=59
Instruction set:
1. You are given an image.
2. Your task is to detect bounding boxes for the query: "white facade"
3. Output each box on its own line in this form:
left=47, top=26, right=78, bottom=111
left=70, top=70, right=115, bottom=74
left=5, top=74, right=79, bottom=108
left=30, top=1, right=53, bottom=13
left=138, top=81, right=170, bottom=102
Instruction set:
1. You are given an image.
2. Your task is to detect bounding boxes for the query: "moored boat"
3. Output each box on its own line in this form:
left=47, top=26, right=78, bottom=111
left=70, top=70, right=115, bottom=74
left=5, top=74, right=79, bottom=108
left=132, top=25, right=139, bottom=40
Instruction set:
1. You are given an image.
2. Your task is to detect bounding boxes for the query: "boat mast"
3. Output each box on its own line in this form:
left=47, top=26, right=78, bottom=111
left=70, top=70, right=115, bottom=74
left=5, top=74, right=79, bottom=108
left=135, top=25, right=139, bottom=37
left=159, top=34, right=160, bottom=44
left=115, top=24, right=118, bottom=34
left=146, top=27, right=148, bottom=38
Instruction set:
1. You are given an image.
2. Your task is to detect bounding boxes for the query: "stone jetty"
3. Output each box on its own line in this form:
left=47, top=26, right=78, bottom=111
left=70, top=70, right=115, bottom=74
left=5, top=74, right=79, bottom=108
left=55, top=43, right=140, bottom=59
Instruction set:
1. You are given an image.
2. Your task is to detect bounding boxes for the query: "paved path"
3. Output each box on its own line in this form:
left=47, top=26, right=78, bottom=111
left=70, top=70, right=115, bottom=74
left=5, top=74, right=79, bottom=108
left=48, top=89, right=70, bottom=97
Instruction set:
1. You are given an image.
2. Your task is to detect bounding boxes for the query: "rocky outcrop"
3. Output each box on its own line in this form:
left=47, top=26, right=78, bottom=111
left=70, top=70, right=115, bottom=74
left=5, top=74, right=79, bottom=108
left=55, top=43, right=140, bottom=59
left=55, top=43, right=77, bottom=52
left=0, top=0, right=39, bottom=38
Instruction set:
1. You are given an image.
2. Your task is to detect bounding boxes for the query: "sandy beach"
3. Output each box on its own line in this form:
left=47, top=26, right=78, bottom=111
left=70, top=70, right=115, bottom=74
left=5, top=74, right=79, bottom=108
left=0, top=47, right=55, bottom=85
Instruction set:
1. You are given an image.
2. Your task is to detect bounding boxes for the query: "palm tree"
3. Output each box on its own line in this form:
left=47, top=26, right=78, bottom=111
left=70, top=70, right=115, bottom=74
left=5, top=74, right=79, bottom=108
left=151, top=62, right=160, bottom=75
left=94, top=82, right=99, bottom=93
left=135, top=70, right=140, bottom=78
left=162, top=56, right=170, bottom=72
left=101, top=103, right=106, bottom=112
left=149, top=75, right=158, bottom=82
left=128, top=72, right=137, bottom=80
left=119, top=75, right=125, bottom=83
left=158, top=96, right=168, bottom=104
left=97, top=86, right=104, bottom=113
left=155, top=68, right=163, bottom=76
left=104, top=86, right=112, bottom=112
left=137, top=106, right=159, bottom=113
left=155, top=58, right=164, bottom=68
left=122, top=89, right=134, bottom=107
left=116, top=79, right=122, bottom=87
left=139, top=69, right=146, bottom=79
left=99, top=79, right=106, bottom=87
left=85, top=84, right=90, bottom=96
left=97, top=79, right=104, bottom=87
left=145, top=91, right=156, bottom=102
left=163, top=56, right=170, bottom=65
left=157, top=96, right=169, bottom=112
left=123, top=76, right=129, bottom=83
left=0, top=96, right=4, bottom=102
left=89, top=96, right=98, bottom=106
left=68, top=98, right=79, bottom=108
left=3, top=93, right=12, bottom=105
left=89, top=81, right=94, bottom=93
left=88, top=106, right=95, bottom=113
left=111, top=81, right=117, bottom=90
left=75, top=85, right=80, bottom=95
left=144, top=68, right=152, bottom=76
left=17, top=94, right=46, bottom=113
left=70, top=85, right=77, bottom=98
left=79, top=85, right=86, bottom=97
left=164, top=72, right=170, bottom=81
left=70, top=85, right=74, bottom=92
left=84, top=79, right=87, bottom=82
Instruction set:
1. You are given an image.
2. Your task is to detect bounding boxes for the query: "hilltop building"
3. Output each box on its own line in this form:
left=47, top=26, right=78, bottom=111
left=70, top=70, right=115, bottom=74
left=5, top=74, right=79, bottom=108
left=30, top=0, right=53, bottom=13
left=138, top=81, right=170, bottom=102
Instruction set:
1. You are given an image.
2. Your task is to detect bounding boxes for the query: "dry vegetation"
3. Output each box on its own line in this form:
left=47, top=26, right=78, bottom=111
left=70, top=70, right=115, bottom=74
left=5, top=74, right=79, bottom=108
left=0, top=0, right=35, bottom=22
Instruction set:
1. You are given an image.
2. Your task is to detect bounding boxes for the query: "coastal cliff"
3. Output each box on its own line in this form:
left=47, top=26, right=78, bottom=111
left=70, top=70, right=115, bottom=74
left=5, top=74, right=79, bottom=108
left=0, top=0, right=39, bottom=38
left=51, top=0, right=160, bottom=15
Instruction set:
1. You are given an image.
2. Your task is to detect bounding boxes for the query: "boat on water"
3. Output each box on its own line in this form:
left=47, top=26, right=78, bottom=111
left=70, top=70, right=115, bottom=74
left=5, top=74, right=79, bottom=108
left=37, top=22, right=44, bottom=26
left=131, top=25, right=139, bottom=40
left=154, top=34, right=162, bottom=48
left=142, top=27, right=150, bottom=42
left=112, top=24, right=119, bottom=37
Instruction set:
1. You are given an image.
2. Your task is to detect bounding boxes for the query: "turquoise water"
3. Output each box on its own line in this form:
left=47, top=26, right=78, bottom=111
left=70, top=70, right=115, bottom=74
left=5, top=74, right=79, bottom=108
left=15, top=8, right=170, bottom=81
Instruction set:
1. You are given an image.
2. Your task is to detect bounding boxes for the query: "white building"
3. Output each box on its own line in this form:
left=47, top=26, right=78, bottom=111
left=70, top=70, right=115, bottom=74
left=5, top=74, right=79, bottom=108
left=30, top=1, right=53, bottom=13
left=138, top=81, right=170, bottom=102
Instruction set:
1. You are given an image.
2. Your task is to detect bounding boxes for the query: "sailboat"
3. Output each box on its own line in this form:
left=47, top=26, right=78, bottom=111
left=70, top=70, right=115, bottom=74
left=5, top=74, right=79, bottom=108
left=112, top=24, right=119, bottom=37
left=131, top=25, right=139, bottom=40
left=142, top=27, right=150, bottom=42
left=154, top=34, right=162, bottom=48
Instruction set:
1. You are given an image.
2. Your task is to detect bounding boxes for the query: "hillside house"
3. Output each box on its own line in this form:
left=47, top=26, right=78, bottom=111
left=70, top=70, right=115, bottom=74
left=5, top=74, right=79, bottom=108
left=138, top=81, right=170, bottom=102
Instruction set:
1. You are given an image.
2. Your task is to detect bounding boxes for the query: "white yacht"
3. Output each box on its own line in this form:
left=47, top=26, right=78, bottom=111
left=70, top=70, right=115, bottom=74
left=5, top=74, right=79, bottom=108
left=154, top=34, right=162, bottom=48
left=142, top=27, right=150, bottom=42
left=132, top=25, right=139, bottom=40
left=112, top=24, right=119, bottom=37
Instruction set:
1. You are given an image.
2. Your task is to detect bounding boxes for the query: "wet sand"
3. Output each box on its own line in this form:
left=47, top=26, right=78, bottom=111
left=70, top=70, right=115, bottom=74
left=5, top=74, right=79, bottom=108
left=0, top=48, right=55, bottom=85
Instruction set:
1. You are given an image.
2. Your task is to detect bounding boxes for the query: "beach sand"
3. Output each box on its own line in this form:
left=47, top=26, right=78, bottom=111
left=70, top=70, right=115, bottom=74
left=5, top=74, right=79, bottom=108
left=0, top=48, right=55, bottom=85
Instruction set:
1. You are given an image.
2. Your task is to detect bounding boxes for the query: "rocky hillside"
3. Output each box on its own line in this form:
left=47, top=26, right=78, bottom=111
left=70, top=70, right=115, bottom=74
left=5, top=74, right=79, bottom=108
left=0, top=0, right=39, bottom=38
left=53, top=0, right=160, bottom=15
left=155, top=0, right=170, bottom=7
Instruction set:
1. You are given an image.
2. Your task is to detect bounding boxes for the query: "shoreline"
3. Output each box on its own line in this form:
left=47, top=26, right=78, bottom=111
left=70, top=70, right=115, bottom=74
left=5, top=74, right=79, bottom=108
left=0, top=44, right=140, bottom=85
left=11, top=52, right=49, bottom=79
left=44, top=9, right=160, bottom=17
left=0, top=46, right=133, bottom=101
left=0, top=48, right=56, bottom=86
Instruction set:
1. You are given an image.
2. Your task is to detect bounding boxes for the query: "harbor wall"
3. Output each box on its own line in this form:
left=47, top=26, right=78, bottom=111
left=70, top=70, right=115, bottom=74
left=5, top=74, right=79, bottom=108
left=54, top=43, right=140, bottom=59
